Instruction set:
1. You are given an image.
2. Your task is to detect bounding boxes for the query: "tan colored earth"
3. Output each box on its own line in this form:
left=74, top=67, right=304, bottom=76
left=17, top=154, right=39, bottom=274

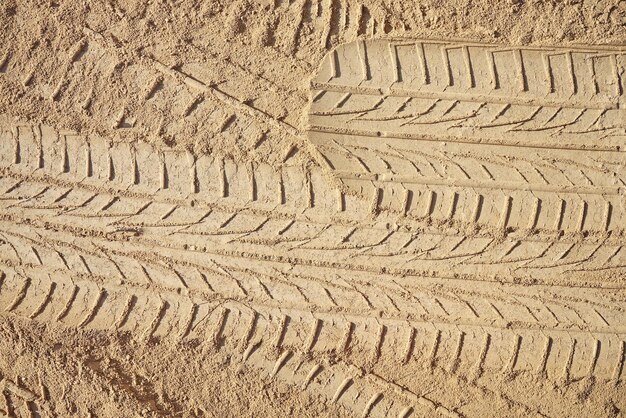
left=0, top=1, right=625, bottom=417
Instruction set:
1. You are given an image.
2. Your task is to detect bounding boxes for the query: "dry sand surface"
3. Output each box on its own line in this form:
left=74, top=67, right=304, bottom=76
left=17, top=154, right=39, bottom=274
left=0, top=0, right=625, bottom=417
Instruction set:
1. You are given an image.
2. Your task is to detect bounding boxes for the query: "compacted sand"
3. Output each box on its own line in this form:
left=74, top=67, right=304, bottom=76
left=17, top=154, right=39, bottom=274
left=0, top=1, right=625, bottom=417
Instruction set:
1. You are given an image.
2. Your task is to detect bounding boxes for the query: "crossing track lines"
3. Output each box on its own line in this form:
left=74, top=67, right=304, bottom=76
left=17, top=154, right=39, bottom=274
left=307, top=39, right=626, bottom=232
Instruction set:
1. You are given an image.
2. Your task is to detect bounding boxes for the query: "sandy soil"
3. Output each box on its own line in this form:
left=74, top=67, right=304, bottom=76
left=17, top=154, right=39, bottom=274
left=0, top=1, right=625, bottom=417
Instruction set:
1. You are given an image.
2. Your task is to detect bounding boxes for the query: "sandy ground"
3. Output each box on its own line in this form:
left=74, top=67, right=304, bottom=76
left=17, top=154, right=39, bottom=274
left=0, top=1, right=625, bottom=417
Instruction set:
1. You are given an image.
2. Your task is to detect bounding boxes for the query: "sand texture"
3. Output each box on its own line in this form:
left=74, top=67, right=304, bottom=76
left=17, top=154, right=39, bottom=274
left=0, top=1, right=625, bottom=417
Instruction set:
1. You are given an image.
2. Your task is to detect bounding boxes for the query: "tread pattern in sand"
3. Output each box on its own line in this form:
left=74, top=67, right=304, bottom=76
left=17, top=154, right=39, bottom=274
left=308, top=39, right=626, bottom=232
left=0, top=27, right=307, bottom=166
left=1, top=37, right=626, bottom=417
left=0, top=119, right=624, bottom=418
